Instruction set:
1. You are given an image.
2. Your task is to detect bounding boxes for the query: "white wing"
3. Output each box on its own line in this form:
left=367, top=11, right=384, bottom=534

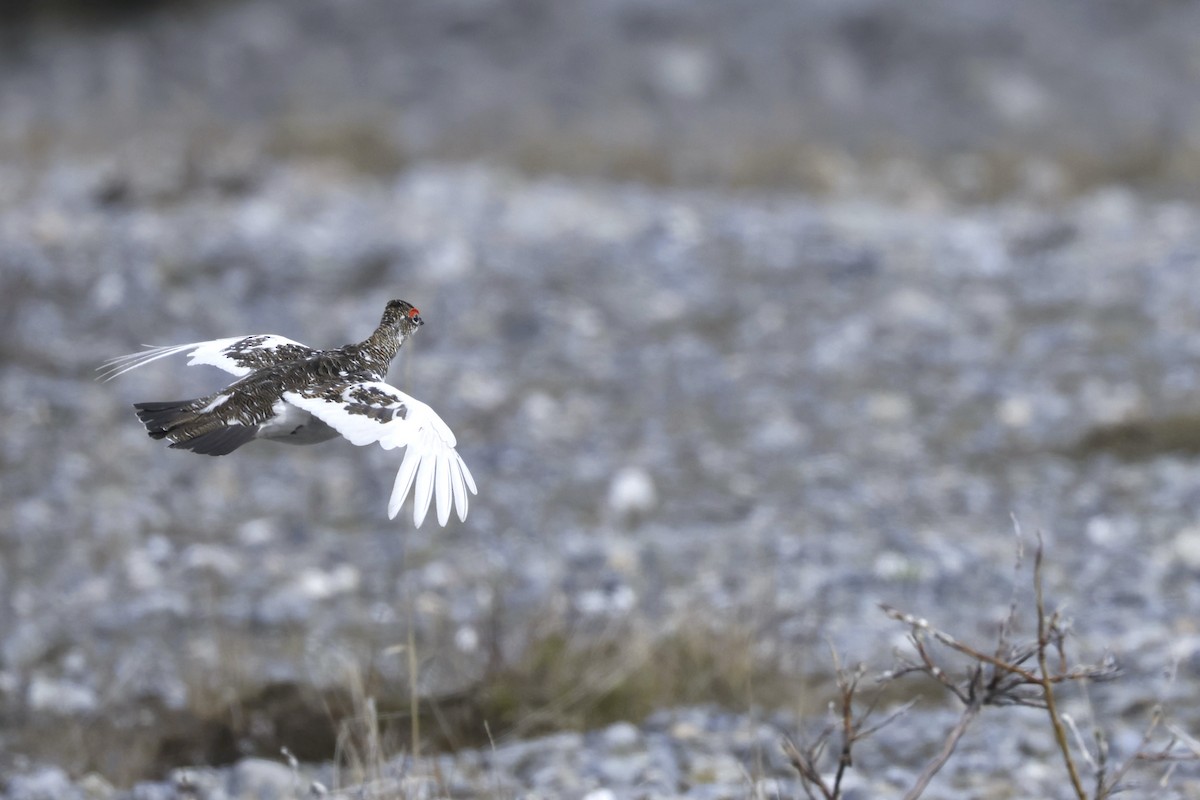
left=283, top=381, right=477, bottom=528
left=98, top=335, right=317, bottom=381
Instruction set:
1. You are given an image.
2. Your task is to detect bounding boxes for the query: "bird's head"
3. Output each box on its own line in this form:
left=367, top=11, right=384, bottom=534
left=381, top=299, right=424, bottom=335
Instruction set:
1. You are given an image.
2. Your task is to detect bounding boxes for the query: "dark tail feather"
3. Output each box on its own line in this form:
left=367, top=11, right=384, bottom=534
left=134, top=400, right=198, bottom=440
left=169, top=425, right=257, bottom=456
left=133, top=399, right=257, bottom=457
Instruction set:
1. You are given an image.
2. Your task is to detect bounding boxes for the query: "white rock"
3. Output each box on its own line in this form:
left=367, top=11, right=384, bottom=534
left=650, top=43, right=717, bottom=100
left=228, top=758, right=297, bottom=799
left=607, top=466, right=657, bottom=520
left=124, top=549, right=163, bottom=591
left=997, top=395, right=1034, bottom=428
left=294, top=564, right=360, bottom=600
left=602, top=720, right=642, bottom=753
left=455, top=625, right=479, bottom=652
left=1172, top=524, right=1200, bottom=571
left=180, top=543, right=242, bottom=578
left=866, top=392, right=913, bottom=423
left=28, top=675, right=98, bottom=715
left=77, top=772, right=115, bottom=800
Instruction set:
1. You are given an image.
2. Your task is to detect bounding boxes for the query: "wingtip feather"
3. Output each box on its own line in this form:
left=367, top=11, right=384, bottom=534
left=461, top=459, right=478, bottom=496
left=435, top=451, right=452, bottom=526
left=449, top=457, right=468, bottom=522
left=389, top=447, right=421, bottom=521
left=413, top=455, right=435, bottom=528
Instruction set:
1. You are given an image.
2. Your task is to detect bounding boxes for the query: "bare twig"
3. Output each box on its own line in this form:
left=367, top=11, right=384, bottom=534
left=880, top=529, right=1132, bottom=799
left=804, top=527, right=1196, bottom=800
left=1034, top=534, right=1088, bottom=800
left=1061, top=714, right=1098, bottom=773
left=1163, top=722, right=1200, bottom=758
left=1097, top=706, right=1162, bottom=797
left=829, top=660, right=858, bottom=796
left=997, top=514, right=1027, bottom=660
left=880, top=605, right=1115, bottom=692
left=784, top=738, right=835, bottom=800
left=785, top=652, right=908, bottom=799
left=901, top=700, right=982, bottom=800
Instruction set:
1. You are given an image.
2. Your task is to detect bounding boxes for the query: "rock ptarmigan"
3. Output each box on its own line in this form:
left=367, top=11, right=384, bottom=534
left=99, top=300, right=476, bottom=527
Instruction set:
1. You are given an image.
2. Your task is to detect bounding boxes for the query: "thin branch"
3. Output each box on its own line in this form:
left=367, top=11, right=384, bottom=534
left=786, top=651, right=910, bottom=800
left=1093, top=726, right=1110, bottom=800
left=997, top=514, right=1026, bottom=660
left=857, top=700, right=916, bottom=739
left=880, top=528, right=1129, bottom=799
left=1100, top=707, right=1162, bottom=797
left=1034, top=534, right=1088, bottom=800
left=1061, top=713, right=1098, bottom=772
left=901, top=701, right=982, bottom=800
left=1163, top=722, right=1200, bottom=758
left=829, top=663, right=858, bottom=796
left=783, top=738, right=834, bottom=800
left=881, top=605, right=1115, bottom=688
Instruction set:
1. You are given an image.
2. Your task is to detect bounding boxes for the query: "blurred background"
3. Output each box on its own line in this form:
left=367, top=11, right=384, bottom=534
left=3, top=0, right=1200, bottom=796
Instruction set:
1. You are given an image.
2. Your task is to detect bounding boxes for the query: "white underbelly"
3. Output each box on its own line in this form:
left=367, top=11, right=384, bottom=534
left=257, top=400, right=339, bottom=445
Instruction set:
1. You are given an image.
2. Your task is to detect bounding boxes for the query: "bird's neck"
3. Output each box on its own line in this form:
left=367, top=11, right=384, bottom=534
left=356, top=327, right=405, bottom=378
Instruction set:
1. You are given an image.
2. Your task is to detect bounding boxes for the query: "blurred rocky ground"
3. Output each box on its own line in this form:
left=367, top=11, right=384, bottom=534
left=3, top=0, right=1200, bottom=203
left=2, top=0, right=1200, bottom=797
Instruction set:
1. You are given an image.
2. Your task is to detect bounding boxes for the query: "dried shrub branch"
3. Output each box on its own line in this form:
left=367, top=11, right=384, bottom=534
left=788, top=526, right=1198, bottom=799
left=784, top=650, right=910, bottom=800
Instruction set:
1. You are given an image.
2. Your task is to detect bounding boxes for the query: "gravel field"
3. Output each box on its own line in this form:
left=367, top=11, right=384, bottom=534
left=2, top=1, right=1200, bottom=798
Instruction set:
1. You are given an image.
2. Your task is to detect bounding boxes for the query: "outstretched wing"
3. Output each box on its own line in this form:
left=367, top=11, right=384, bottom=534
left=98, top=335, right=318, bottom=381
left=283, top=381, right=476, bottom=527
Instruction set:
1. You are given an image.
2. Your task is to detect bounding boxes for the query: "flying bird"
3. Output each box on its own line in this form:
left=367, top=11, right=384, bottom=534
left=99, top=300, right=476, bottom=527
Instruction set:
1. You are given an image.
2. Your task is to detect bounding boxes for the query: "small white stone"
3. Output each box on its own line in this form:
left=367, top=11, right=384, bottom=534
left=609, top=584, right=637, bottom=612
left=998, top=395, right=1034, bottom=428
left=650, top=43, right=717, bottom=100
left=78, top=772, right=116, bottom=800
left=687, top=751, right=744, bottom=785
left=603, top=721, right=642, bottom=753
left=295, top=564, right=360, bottom=600
left=607, top=466, right=657, bottom=519
left=576, top=589, right=609, bottom=616
left=455, top=625, right=479, bottom=653
left=873, top=551, right=920, bottom=580
left=237, top=518, right=277, bottom=546
left=982, top=67, right=1048, bottom=125
left=1172, top=524, right=1200, bottom=571
left=180, top=543, right=241, bottom=578
left=28, top=675, right=98, bottom=715
left=866, top=392, right=913, bottom=423
left=228, top=757, right=296, bottom=798
left=1086, top=516, right=1120, bottom=546
left=523, top=392, right=558, bottom=427
left=671, top=720, right=703, bottom=740
left=124, top=549, right=162, bottom=591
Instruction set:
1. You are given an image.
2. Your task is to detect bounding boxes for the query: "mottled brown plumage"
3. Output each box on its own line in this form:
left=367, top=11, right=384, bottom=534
left=133, top=300, right=424, bottom=454
left=102, top=299, right=476, bottom=526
